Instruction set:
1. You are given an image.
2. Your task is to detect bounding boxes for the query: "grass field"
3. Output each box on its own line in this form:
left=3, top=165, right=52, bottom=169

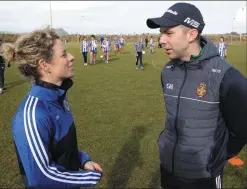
left=0, top=42, right=246, bottom=188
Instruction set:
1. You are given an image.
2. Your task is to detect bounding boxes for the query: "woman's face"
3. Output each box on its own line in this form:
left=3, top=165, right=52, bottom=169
left=46, top=39, right=75, bottom=81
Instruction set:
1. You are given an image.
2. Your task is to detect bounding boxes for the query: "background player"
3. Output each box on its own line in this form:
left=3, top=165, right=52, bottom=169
left=113, top=35, right=119, bottom=52
left=119, top=35, right=125, bottom=54
left=134, top=37, right=145, bottom=70
left=89, top=35, right=98, bottom=65
left=81, top=36, right=89, bottom=66
left=150, top=36, right=155, bottom=54
left=216, top=36, right=227, bottom=59
left=102, top=37, right=111, bottom=64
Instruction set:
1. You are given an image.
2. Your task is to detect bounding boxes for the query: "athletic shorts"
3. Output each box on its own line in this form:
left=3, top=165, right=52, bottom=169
left=90, top=50, right=97, bottom=54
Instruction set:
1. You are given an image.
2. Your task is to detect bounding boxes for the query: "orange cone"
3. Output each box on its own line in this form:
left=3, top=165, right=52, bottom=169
left=228, top=156, right=244, bottom=166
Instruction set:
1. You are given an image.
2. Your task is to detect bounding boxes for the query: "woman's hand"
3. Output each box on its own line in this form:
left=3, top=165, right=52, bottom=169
left=84, top=161, right=103, bottom=173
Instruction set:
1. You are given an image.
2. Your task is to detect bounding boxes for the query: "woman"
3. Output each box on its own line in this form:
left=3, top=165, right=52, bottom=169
left=134, top=37, right=144, bottom=70
left=2, top=28, right=103, bottom=188
left=144, top=36, right=148, bottom=49
left=119, top=35, right=125, bottom=54
left=113, top=35, right=119, bottom=53
left=89, top=35, right=98, bottom=65
left=81, top=36, right=89, bottom=66
left=149, top=36, right=154, bottom=54
left=102, top=37, right=111, bottom=64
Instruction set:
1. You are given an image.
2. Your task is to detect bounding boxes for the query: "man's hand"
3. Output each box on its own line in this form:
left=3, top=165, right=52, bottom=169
left=84, top=161, right=103, bottom=173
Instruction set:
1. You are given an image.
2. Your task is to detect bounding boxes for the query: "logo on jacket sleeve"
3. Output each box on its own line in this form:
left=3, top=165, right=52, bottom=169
left=63, top=100, right=70, bottom=111
left=196, top=82, right=207, bottom=98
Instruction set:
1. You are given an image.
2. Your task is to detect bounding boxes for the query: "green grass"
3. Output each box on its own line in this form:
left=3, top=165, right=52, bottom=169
left=0, top=43, right=246, bottom=188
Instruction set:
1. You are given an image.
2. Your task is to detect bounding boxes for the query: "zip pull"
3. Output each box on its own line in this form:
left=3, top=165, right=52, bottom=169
left=171, top=65, right=175, bottom=71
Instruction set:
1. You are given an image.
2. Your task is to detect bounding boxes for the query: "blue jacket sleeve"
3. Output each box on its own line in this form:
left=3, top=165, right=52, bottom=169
left=78, top=150, right=91, bottom=168
left=13, top=100, right=102, bottom=188
left=220, top=67, right=247, bottom=158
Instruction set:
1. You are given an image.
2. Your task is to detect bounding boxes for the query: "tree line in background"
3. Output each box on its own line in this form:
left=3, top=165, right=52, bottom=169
left=1, top=32, right=246, bottom=45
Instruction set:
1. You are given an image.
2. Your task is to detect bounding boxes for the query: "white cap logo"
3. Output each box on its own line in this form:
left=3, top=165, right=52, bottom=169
left=166, top=9, right=178, bottom=15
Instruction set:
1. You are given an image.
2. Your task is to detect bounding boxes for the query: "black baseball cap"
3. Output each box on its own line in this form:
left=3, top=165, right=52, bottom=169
left=146, top=2, right=205, bottom=33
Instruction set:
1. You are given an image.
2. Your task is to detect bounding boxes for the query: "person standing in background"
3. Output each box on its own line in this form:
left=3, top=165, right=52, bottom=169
left=89, top=35, right=98, bottom=65
left=119, top=35, right=125, bottom=54
left=145, top=36, right=148, bottom=48
left=216, top=36, right=227, bottom=59
left=134, top=37, right=145, bottom=70
left=150, top=36, right=155, bottom=54
left=102, top=37, right=111, bottom=64
left=81, top=36, right=89, bottom=66
left=0, top=38, right=11, bottom=94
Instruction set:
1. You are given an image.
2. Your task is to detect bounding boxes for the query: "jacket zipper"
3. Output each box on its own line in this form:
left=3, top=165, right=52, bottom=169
left=172, top=64, right=187, bottom=176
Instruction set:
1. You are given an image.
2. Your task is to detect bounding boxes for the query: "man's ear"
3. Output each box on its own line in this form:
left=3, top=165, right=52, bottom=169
left=38, top=59, right=50, bottom=73
left=188, top=29, right=199, bottom=43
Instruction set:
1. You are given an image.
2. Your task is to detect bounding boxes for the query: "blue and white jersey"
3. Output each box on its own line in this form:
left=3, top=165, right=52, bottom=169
left=119, top=37, right=124, bottom=45
left=150, top=38, right=154, bottom=47
left=114, top=37, right=119, bottom=45
left=89, top=40, right=98, bottom=52
left=81, top=40, right=88, bottom=52
left=102, top=40, right=111, bottom=52
left=134, top=42, right=144, bottom=52
left=216, top=42, right=227, bottom=58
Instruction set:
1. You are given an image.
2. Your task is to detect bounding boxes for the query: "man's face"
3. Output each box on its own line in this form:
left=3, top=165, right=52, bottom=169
left=220, top=38, right=224, bottom=43
left=159, top=25, right=195, bottom=59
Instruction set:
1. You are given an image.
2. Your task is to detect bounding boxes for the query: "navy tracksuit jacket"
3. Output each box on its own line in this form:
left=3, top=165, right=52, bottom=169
left=12, top=79, right=102, bottom=188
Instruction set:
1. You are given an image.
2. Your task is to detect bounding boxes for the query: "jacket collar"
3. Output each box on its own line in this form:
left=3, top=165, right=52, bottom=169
left=29, top=78, right=73, bottom=101
left=171, top=36, right=219, bottom=70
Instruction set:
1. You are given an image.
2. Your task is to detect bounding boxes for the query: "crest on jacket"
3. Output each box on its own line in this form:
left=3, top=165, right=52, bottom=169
left=196, top=82, right=207, bottom=98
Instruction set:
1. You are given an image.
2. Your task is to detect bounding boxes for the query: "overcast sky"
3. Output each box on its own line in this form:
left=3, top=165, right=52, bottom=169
left=0, top=1, right=246, bottom=35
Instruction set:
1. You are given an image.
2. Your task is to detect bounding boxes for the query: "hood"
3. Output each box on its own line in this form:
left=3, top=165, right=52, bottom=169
left=171, top=36, right=220, bottom=70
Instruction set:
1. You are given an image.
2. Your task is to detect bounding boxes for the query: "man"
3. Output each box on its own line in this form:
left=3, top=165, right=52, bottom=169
left=216, top=36, right=227, bottom=59
left=146, top=2, right=247, bottom=189
left=134, top=37, right=145, bottom=70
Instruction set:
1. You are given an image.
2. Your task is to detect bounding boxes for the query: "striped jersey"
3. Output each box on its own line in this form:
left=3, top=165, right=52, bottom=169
left=114, top=37, right=119, bottom=45
left=102, top=40, right=111, bottom=51
left=119, top=37, right=124, bottom=44
left=150, top=38, right=154, bottom=46
left=12, top=79, right=102, bottom=188
left=134, top=42, right=144, bottom=52
left=217, top=42, right=227, bottom=58
left=81, top=40, right=88, bottom=52
left=89, top=40, right=98, bottom=51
